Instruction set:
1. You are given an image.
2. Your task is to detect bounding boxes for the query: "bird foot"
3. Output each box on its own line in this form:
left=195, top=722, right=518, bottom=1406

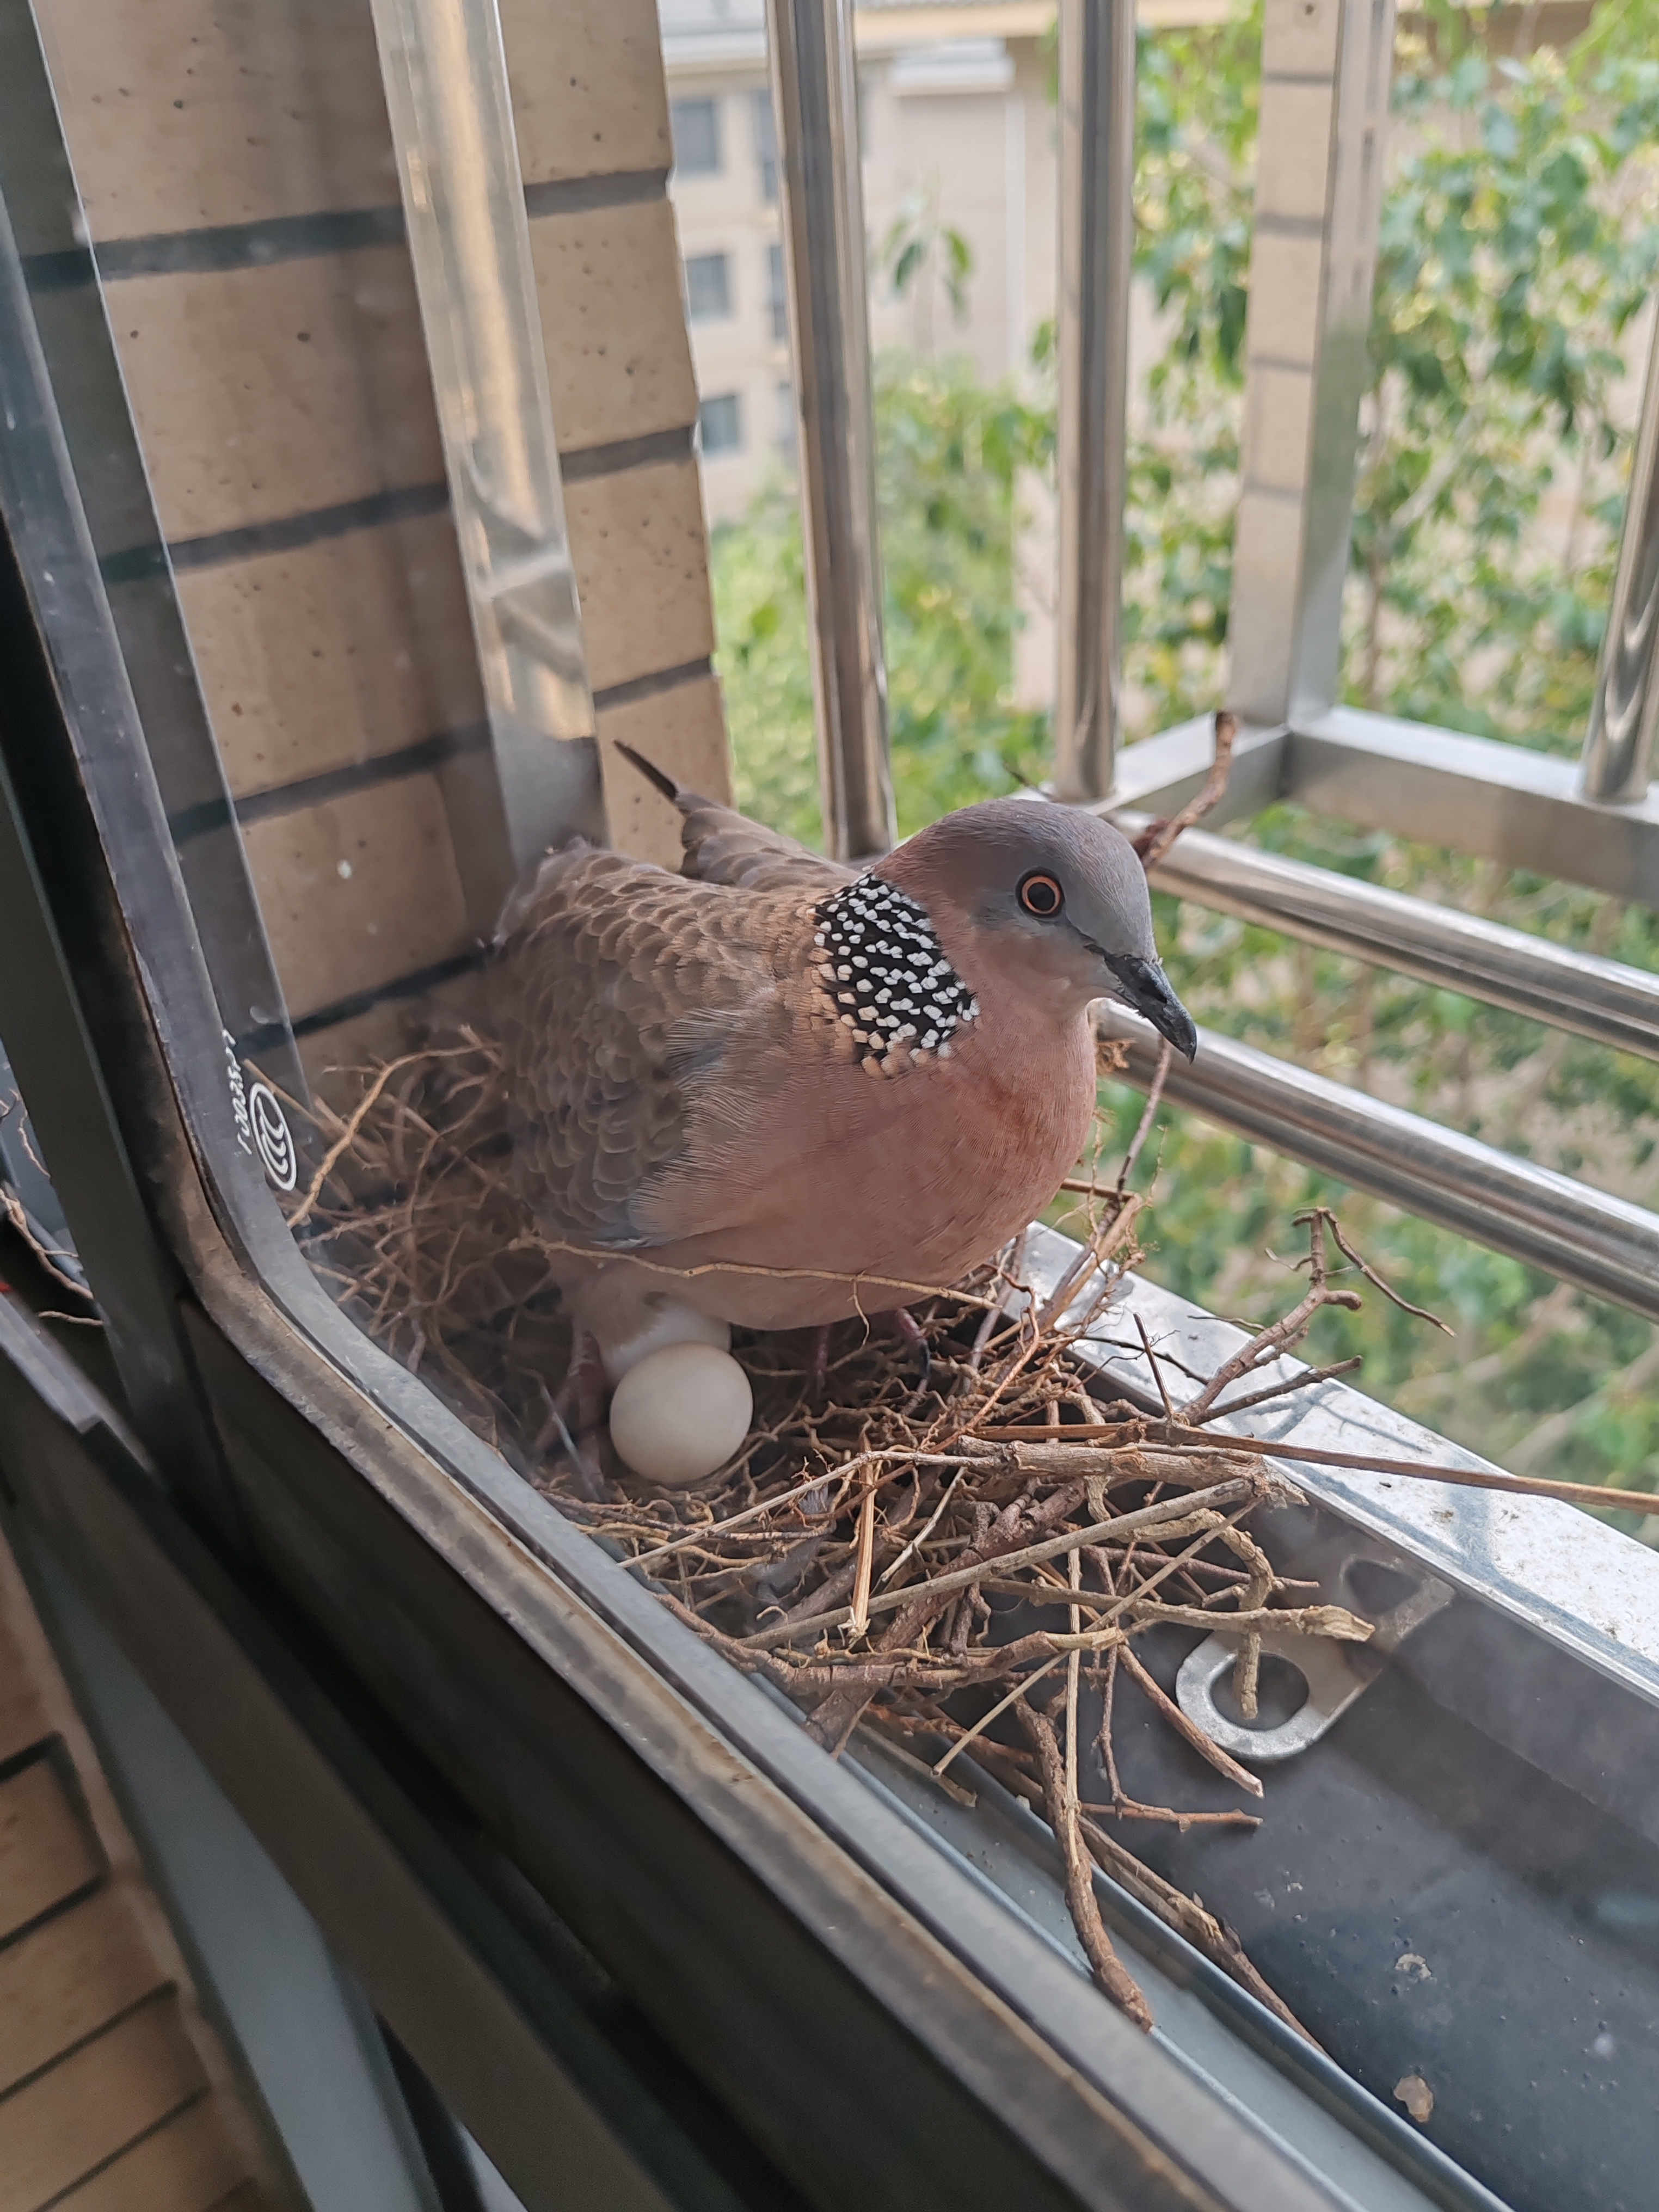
left=538, top=1332, right=611, bottom=1500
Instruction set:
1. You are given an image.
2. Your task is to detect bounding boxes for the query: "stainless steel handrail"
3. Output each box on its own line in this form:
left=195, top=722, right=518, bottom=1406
left=1103, top=1014, right=1659, bottom=1323
left=1105, top=709, right=1659, bottom=907
left=1581, top=317, right=1659, bottom=805
left=1121, top=815, right=1659, bottom=1064
left=764, top=0, right=895, bottom=861
left=1052, top=0, right=1135, bottom=804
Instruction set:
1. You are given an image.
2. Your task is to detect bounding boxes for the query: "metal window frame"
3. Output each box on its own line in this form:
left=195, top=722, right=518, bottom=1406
left=1106, top=0, right=1659, bottom=1319
left=764, top=0, right=895, bottom=859
left=1098, top=708, right=1659, bottom=1322
left=2, top=0, right=1656, bottom=2199
left=0, top=44, right=1472, bottom=2203
left=686, top=249, right=736, bottom=322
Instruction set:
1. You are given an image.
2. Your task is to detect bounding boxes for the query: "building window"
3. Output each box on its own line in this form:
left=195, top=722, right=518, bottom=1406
left=684, top=251, right=733, bottom=322
left=699, top=392, right=743, bottom=455
left=766, top=242, right=788, bottom=343
left=752, top=89, right=778, bottom=203
left=670, top=96, right=721, bottom=177
left=776, top=379, right=797, bottom=454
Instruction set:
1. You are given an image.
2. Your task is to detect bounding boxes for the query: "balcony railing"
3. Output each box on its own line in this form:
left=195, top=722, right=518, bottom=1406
left=759, top=0, right=1659, bottom=1337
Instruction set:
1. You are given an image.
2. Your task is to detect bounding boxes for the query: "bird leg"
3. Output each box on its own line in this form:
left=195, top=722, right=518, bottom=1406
left=806, top=1323, right=833, bottom=1410
left=539, top=1330, right=610, bottom=1500
left=875, top=1307, right=932, bottom=1407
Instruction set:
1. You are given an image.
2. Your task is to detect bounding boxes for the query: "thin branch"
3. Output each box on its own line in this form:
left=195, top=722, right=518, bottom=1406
left=1132, top=710, right=1237, bottom=870
left=1116, top=1644, right=1263, bottom=1798
left=1116, top=1042, right=1173, bottom=1194
left=1323, top=1213, right=1455, bottom=1335
left=1019, top=1701, right=1153, bottom=2031
left=1191, top=1357, right=1364, bottom=1424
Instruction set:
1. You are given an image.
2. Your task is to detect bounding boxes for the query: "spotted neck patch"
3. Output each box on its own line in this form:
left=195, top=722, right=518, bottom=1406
left=810, top=873, right=979, bottom=1071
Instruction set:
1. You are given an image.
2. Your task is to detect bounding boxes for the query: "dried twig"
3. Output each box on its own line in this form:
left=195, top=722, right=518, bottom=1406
left=1019, top=1700, right=1153, bottom=2031
left=1131, top=710, right=1237, bottom=870
left=1116, top=1644, right=1263, bottom=1798
left=280, top=1025, right=1506, bottom=2082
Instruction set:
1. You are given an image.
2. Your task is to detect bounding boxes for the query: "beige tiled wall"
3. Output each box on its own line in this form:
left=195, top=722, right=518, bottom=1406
left=34, top=0, right=732, bottom=1073
left=112, top=251, right=441, bottom=544
left=176, top=514, right=480, bottom=800
left=33, top=0, right=398, bottom=236
left=1228, top=0, right=1390, bottom=727
left=530, top=199, right=701, bottom=453
left=565, top=458, right=718, bottom=696
left=500, top=0, right=672, bottom=185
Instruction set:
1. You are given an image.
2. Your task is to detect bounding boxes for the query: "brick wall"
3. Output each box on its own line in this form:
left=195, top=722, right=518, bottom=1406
left=34, top=0, right=730, bottom=1087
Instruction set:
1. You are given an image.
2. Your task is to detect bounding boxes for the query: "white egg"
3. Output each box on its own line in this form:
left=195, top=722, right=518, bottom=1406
left=609, top=1342, right=753, bottom=1488
left=602, top=1299, right=731, bottom=1384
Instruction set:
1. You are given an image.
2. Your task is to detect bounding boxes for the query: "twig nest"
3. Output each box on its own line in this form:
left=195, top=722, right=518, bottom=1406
left=609, top=1342, right=753, bottom=1488
left=602, top=1299, right=731, bottom=1384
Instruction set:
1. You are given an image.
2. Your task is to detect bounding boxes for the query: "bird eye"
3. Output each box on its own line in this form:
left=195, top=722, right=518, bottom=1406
left=1018, top=871, right=1064, bottom=918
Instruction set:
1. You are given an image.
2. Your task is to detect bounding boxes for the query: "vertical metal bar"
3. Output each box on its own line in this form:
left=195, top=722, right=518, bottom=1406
left=1581, top=321, right=1659, bottom=804
left=369, top=0, right=604, bottom=876
left=1053, top=0, right=1136, bottom=804
left=1228, top=0, right=1396, bottom=729
left=764, top=0, right=896, bottom=861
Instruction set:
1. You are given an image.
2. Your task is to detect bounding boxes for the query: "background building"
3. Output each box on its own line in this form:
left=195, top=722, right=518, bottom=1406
left=660, top=0, right=1085, bottom=520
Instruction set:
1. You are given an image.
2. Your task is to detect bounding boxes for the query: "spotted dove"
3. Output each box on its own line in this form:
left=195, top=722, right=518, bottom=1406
left=492, top=747, right=1195, bottom=1383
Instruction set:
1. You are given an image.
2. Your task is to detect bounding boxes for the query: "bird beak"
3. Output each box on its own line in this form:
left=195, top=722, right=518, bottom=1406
left=1103, top=954, right=1197, bottom=1061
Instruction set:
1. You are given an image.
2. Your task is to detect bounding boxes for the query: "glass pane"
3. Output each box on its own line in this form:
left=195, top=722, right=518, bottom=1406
left=2, top=5, right=1657, bottom=2209
left=0, top=1036, right=88, bottom=1299
left=669, top=94, right=722, bottom=177
left=685, top=248, right=733, bottom=321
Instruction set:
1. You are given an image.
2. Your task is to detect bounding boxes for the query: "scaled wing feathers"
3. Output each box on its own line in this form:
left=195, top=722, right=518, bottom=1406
left=492, top=843, right=795, bottom=1251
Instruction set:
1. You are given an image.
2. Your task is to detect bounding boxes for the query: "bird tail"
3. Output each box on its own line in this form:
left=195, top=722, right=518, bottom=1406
left=613, top=741, right=682, bottom=804
left=612, top=737, right=852, bottom=890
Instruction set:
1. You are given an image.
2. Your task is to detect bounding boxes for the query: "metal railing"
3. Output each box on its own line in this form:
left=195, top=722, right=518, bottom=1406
left=764, top=0, right=895, bottom=860
left=1582, top=316, right=1659, bottom=806
left=1103, top=1013, right=1659, bottom=1321
left=1053, top=0, right=1135, bottom=804
left=761, top=0, right=1659, bottom=1324
left=1124, top=815, right=1659, bottom=1064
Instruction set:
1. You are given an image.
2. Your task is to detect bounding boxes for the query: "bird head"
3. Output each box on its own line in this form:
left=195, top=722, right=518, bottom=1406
left=876, top=799, right=1197, bottom=1059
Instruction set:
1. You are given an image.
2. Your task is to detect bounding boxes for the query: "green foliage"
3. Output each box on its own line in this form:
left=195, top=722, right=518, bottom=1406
left=881, top=182, right=976, bottom=328
left=716, top=357, right=1052, bottom=843
left=1120, top=11, right=1261, bottom=732
left=1354, top=37, right=1659, bottom=737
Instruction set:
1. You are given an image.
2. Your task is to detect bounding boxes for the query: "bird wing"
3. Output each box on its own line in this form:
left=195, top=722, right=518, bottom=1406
left=493, top=843, right=803, bottom=1250
left=613, top=741, right=854, bottom=893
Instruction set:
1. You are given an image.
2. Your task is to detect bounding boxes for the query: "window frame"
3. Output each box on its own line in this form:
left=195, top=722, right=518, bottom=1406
left=0, top=84, right=1484, bottom=2212
left=670, top=95, right=723, bottom=179
left=684, top=248, right=734, bottom=322
left=697, top=390, right=744, bottom=456
left=0, top=10, right=1591, bottom=2208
